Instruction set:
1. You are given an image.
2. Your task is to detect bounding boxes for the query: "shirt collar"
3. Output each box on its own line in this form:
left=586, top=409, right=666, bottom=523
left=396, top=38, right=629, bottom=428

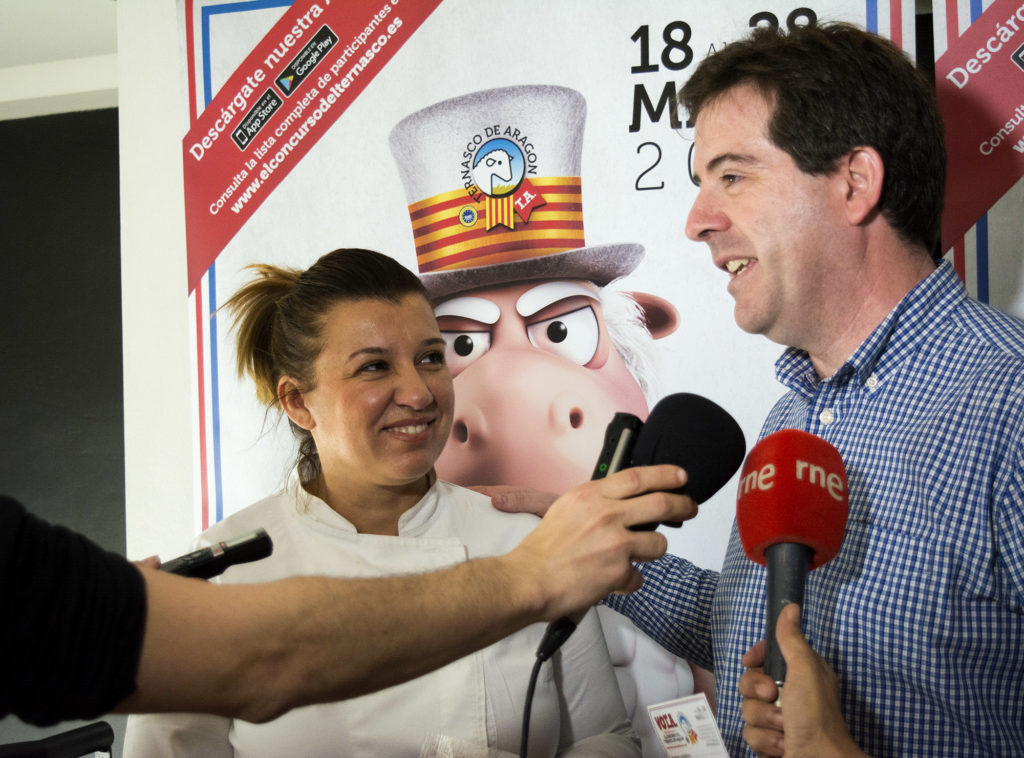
left=776, top=260, right=966, bottom=396
left=288, top=467, right=443, bottom=536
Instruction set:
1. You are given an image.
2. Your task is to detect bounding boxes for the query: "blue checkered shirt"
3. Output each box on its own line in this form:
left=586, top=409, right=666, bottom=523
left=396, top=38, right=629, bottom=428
left=606, top=261, right=1024, bottom=756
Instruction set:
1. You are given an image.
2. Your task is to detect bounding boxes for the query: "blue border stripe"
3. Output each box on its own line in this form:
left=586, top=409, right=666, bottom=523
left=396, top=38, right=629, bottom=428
left=865, top=0, right=879, bottom=32
left=198, top=0, right=294, bottom=520
left=208, top=262, right=225, bottom=523
left=976, top=215, right=990, bottom=303
left=969, top=0, right=990, bottom=303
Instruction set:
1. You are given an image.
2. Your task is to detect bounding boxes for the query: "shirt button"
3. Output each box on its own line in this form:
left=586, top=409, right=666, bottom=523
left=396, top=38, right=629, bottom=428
left=866, top=375, right=879, bottom=390
left=819, top=408, right=835, bottom=425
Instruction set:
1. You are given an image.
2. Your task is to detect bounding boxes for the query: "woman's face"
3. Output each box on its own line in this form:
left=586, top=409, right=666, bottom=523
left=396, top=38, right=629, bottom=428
left=287, top=293, right=454, bottom=493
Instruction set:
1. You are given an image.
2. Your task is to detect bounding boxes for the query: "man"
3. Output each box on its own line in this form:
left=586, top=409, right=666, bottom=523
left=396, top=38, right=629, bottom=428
left=0, top=465, right=692, bottom=727
left=500, top=21, right=1024, bottom=757
left=607, top=20, right=1024, bottom=757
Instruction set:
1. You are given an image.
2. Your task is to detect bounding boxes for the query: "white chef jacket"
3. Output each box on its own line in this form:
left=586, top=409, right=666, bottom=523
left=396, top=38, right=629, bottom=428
left=125, top=473, right=638, bottom=757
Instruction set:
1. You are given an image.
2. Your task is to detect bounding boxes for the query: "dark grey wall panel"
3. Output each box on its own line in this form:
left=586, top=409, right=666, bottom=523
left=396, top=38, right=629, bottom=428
left=0, top=107, right=127, bottom=749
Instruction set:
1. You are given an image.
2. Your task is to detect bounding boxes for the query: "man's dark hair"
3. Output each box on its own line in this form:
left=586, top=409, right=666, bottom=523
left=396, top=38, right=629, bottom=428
left=680, top=22, right=945, bottom=257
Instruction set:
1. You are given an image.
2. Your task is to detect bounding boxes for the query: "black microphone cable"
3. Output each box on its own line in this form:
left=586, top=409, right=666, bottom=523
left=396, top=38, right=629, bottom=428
left=520, top=617, right=577, bottom=758
left=518, top=412, right=643, bottom=757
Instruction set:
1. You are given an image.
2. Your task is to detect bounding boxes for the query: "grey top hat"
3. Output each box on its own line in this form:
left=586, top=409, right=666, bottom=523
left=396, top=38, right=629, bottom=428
left=388, top=85, right=644, bottom=301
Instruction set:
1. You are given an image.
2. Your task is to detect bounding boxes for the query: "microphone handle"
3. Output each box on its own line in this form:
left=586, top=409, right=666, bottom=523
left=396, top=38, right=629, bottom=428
left=538, top=413, right=643, bottom=661
left=536, top=616, right=578, bottom=662
left=764, top=542, right=813, bottom=685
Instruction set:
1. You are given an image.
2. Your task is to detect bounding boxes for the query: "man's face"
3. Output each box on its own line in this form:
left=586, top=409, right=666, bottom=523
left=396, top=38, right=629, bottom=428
left=431, top=279, right=649, bottom=492
left=685, top=84, right=857, bottom=354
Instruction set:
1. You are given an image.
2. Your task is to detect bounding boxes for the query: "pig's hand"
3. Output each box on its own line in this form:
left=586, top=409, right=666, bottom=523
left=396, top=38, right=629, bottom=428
left=469, top=485, right=559, bottom=517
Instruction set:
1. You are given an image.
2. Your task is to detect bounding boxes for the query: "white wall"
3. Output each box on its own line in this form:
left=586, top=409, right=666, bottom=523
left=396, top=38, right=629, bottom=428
left=118, top=0, right=196, bottom=559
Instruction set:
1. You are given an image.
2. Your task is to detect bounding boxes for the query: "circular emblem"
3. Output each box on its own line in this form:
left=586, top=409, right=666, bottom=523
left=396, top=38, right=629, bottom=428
left=458, top=205, right=478, bottom=227
left=471, top=139, right=525, bottom=199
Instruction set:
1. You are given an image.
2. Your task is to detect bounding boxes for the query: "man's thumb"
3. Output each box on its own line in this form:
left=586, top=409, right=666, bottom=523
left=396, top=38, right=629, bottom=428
left=775, top=602, right=809, bottom=658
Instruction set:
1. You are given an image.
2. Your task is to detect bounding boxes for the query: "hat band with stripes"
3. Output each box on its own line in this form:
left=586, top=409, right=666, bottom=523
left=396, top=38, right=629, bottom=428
left=408, top=176, right=585, bottom=273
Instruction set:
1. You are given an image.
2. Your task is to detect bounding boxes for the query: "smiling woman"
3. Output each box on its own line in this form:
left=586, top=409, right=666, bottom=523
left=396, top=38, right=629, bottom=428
left=123, top=248, right=639, bottom=758
left=225, top=248, right=434, bottom=490
left=277, top=293, right=454, bottom=535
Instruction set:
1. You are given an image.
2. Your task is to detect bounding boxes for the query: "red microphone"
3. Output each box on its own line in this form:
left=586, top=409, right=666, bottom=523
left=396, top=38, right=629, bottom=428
left=736, top=429, right=849, bottom=686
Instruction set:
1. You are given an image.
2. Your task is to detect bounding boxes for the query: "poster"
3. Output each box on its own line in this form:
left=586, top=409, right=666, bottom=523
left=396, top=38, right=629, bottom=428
left=932, top=0, right=1024, bottom=313
left=105, top=0, right=1024, bottom=753
left=168, top=2, right=934, bottom=753
left=179, top=0, right=914, bottom=552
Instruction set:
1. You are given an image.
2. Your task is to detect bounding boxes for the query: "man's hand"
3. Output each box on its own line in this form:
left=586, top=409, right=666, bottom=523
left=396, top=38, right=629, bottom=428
left=739, top=604, right=869, bottom=758
left=502, top=464, right=696, bottom=620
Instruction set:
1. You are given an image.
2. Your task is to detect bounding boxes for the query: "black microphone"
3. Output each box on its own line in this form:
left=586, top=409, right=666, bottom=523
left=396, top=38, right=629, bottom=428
left=534, top=412, right=643, bottom=663
left=160, top=528, right=273, bottom=579
left=537, top=393, right=746, bottom=659
left=629, top=392, right=747, bottom=530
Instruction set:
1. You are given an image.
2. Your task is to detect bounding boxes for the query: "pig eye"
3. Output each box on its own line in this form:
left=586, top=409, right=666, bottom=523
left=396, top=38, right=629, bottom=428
left=526, top=306, right=599, bottom=366
left=439, top=330, right=492, bottom=377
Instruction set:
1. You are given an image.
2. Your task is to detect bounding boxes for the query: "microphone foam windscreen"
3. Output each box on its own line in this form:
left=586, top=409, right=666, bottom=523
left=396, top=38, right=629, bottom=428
left=735, top=429, right=849, bottom=569
left=631, top=393, right=747, bottom=503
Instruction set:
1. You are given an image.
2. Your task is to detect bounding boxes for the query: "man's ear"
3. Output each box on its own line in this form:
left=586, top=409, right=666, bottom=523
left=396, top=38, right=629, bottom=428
left=278, top=376, right=315, bottom=430
left=841, top=146, right=885, bottom=226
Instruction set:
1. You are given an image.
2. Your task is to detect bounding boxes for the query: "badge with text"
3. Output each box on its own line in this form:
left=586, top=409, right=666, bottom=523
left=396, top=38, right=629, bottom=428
left=647, top=694, right=728, bottom=757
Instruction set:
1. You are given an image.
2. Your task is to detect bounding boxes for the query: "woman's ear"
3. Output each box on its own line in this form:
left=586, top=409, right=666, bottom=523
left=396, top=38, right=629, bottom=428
left=841, top=146, right=885, bottom=226
left=278, top=376, right=315, bottom=430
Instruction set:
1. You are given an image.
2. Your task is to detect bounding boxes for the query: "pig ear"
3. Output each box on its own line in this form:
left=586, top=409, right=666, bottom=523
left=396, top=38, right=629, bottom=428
left=628, top=292, right=679, bottom=339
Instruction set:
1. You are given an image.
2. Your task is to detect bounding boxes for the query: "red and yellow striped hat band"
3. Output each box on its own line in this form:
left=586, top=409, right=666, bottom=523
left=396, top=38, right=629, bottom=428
left=409, top=176, right=584, bottom=273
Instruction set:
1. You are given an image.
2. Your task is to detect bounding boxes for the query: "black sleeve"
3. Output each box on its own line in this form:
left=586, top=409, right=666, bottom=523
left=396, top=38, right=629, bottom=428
left=0, top=495, right=148, bottom=726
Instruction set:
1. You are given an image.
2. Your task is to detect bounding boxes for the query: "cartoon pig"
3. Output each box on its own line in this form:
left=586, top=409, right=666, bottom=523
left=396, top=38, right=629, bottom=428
left=390, top=85, right=705, bottom=757
left=433, top=278, right=676, bottom=492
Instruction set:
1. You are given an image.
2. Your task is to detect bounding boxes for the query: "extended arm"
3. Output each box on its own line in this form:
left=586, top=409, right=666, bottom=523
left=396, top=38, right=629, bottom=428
left=118, top=464, right=694, bottom=723
left=602, top=551, right=718, bottom=670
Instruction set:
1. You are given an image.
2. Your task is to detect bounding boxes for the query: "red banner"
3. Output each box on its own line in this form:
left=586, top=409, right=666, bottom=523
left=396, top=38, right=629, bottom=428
left=182, top=0, right=442, bottom=292
left=935, top=0, right=1024, bottom=250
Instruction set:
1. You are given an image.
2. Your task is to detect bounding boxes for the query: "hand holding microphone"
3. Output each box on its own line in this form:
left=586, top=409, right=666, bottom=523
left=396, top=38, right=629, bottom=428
left=736, top=429, right=849, bottom=687
left=523, top=393, right=746, bottom=757
left=594, top=393, right=747, bottom=530
left=740, top=604, right=868, bottom=758
left=539, top=392, right=747, bottom=659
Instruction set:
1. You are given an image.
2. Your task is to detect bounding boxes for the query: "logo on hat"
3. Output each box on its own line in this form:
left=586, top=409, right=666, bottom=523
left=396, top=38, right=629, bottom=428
left=461, top=133, right=546, bottom=230
left=389, top=85, right=644, bottom=301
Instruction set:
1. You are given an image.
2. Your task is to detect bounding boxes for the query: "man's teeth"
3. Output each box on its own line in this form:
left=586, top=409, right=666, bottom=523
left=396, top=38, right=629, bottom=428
left=726, top=258, right=754, bottom=275
left=394, top=423, right=429, bottom=434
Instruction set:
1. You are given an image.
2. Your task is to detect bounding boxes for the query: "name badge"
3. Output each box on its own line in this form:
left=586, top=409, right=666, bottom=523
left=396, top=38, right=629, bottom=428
left=647, top=693, right=728, bottom=757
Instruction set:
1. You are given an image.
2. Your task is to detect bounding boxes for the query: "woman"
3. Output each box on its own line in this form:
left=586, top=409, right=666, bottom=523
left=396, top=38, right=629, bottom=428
left=125, top=248, right=638, bottom=757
